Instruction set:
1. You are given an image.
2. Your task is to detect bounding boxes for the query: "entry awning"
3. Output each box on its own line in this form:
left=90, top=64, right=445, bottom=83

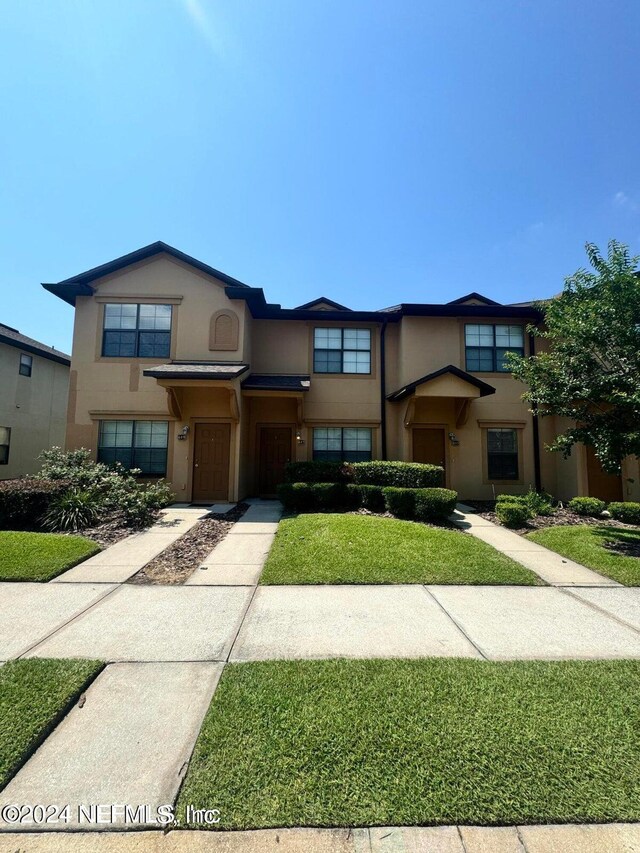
left=241, top=374, right=310, bottom=392
left=143, top=362, right=249, bottom=381
left=386, top=365, right=496, bottom=401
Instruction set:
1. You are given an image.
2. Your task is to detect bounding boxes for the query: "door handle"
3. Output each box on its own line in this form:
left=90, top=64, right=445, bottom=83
left=194, top=463, right=199, bottom=467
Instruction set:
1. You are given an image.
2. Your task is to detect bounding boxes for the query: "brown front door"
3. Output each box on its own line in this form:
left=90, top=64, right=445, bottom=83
left=259, top=427, right=293, bottom=496
left=586, top=445, right=623, bottom=503
left=413, top=428, right=446, bottom=484
left=193, top=423, right=230, bottom=502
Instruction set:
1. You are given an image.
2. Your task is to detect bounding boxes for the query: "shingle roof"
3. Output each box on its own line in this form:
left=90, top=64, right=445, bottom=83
left=143, top=362, right=249, bottom=380
left=387, top=365, right=496, bottom=401
left=0, top=323, right=70, bottom=366
left=294, top=297, right=352, bottom=311
left=241, top=374, right=310, bottom=392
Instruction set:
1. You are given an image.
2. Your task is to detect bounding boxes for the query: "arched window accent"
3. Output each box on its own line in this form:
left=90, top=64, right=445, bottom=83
left=209, top=310, right=239, bottom=351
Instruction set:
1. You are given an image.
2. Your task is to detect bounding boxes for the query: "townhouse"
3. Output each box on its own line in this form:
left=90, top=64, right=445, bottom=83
left=0, top=323, right=70, bottom=479
left=43, top=242, right=639, bottom=504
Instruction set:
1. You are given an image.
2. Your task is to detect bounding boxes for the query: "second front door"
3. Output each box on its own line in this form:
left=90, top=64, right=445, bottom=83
left=412, top=427, right=446, bottom=484
left=193, top=422, right=230, bottom=502
left=259, top=427, right=292, bottom=497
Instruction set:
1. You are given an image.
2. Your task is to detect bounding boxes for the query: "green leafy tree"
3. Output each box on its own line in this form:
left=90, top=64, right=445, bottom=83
left=508, top=240, right=640, bottom=474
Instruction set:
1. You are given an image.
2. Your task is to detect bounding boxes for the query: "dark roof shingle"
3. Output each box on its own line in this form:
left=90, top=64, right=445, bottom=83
left=0, top=323, right=70, bottom=365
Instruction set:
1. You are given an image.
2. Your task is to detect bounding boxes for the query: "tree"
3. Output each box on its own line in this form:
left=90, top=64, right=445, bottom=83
left=508, top=240, right=640, bottom=474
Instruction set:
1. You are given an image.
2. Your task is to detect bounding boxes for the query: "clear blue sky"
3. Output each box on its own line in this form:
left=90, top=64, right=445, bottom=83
left=1, top=0, right=639, bottom=353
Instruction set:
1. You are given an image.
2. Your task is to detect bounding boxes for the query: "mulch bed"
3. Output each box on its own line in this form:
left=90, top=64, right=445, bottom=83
left=465, top=500, right=636, bottom=536
left=80, top=515, right=139, bottom=548
left=128, top=503, right=248, bottom=585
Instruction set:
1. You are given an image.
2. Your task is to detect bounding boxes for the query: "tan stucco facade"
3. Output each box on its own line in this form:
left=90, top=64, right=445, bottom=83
left=0, top=340, right=69, bottom=479
left=56, top=249, right=640, bottom=503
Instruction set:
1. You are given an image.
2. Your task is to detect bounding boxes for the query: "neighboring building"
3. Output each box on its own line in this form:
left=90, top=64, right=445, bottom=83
left=0, top=323, right=70, bottom=479
left=43, top=242, right=639, bottom=503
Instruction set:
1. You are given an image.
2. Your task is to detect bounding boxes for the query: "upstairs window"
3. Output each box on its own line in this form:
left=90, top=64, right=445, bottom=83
left=102, top=304, right=172, bottom=358
left=314, top=328, right=371, bottom=374
left=486, top=428, right=519, bottom=480
left=0, top=427, right=10, bottom=464
left=98, top=420, right=168, bottom=475
left=465, top=324, right=524, bottom=372
left=312, top=427, right=372, bottom=461
left=19, top=354, right=33, bottom=376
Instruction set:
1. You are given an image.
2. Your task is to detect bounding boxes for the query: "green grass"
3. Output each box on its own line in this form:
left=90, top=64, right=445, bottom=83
left=527, top=524, right=640, bottom=586
left=177, top=658, right=640, bottom=829
left=0, top=659, right=103, bottom=788
left=260, top=513, right=540, bottom=584
left=0, top=531, right=100, bottom=581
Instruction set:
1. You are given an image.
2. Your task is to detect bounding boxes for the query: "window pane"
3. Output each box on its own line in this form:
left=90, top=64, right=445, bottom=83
left=313, top=450, right=344, bottom=461
left=343, top=428, right=372, bottom=451
left=133, top=448, right=167, bottom=475
left=138, top=331, right=170, bottom=358
left=465, top=347, right=494, bottom=372
left=19, top=354, right=32, bottom=376
left=0, top=426, right=10, bottom=445
left=102, top=330, right=136, bottom=357
left=465, top=325, right=481, bottom=346
left=0, top=426, right=10, bottom=465
left=314, top=328, right=342, bottom=349
left=139, top=304, right=172, bottom=330
left=343, top=329, right=370, bottom=350
left=343, top=350, right=370, bottom=373
left=134, top=421, right=168, bottom=448
left=496, top=347, right=523, bottom=372
left=487, top=428, right=517, bottom=452
left=314, top=350, right=342, bottom=372
left=488, top=453, right=519, bottom=480
left=104, top=304, right=137, bottom=330
left=99, top=420, right=133, bottom=448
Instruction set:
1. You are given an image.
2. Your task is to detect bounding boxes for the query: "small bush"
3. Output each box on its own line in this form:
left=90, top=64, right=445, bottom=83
left=608, top=501, right=640, bottom=525
left=0, top=479, right=71, bottom=530
left=311, top=483, right=353, bottom=510
left=414, top=488, right=458, bottom=521
left=496, top=494, right=528, bottom=506
left=43, top=488, right=100, bottom=532
left=568, top=496, right=606, bottom=517
left=277, top=483, right=314, bottom=511
left=354, top=461, right=443, bottom=488
left=497, top=490, right=554, bottom=518
left=383, top=487, right=417, bottom=519
left=284, top=461, right=351, bottom=484
left=350, top=484, right=385, bottom=512
left=496, top=501, right=531, bottom=528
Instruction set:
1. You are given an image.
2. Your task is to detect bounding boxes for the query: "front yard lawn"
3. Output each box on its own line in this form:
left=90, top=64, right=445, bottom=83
left=261, top=513, right=540, bottom=584
left=0, top=659, right=103, bottom=788
left=527, top=524, right=640, bottom=586
left=0, top=531, right=100, bottom=581
left=177, top=658, right=640, bottom=829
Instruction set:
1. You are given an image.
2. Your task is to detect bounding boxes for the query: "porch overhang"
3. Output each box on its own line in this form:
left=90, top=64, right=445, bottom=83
left=143, top=362, right=248, bottom=422
left=387, top=365, right=496, bottom=429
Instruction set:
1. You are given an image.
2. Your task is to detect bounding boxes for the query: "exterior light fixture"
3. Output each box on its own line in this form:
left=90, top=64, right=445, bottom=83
left=448, top=432, right=459, bottom=446
left=177, top=425, right=190, bottom=441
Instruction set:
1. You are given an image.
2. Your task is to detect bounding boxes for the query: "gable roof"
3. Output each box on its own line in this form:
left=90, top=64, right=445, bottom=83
left=42, top=241, right=252, bottom=306
left=447, top=292, right=501, bottom=306
left=387, top=365, right=496, bottom=401
left=0, top=322, right=70, bottom=366
left=294, top=297, right=352, bottom=311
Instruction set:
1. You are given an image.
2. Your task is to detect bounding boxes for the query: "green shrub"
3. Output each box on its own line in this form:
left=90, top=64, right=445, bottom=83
left=43, top=488, right=100, bottom=531
left=608, top=501, right=640, bottom=525
left=350, top=484, right=385, bottom=512
left=496, top=490, right=554, bottom=518
left=277, top=483, right=314, bottom=511
left=354, top=461, right=443, bottom=488
left=568, top=496, right=606, bottom=517
left=0, top=479, right=71, bottom=530
left=496, top=501, right=531, bottom=528
left=496, top=494, right=528, bottom=505
left=383, top=487, right=417, bottom=519
left=284, top=461, right=351, bottom=484
left=37, top=447, right=173, bottom=529
left=311, top=483, right=354, bottom=509
left=414, top=488, right=458, bottom=521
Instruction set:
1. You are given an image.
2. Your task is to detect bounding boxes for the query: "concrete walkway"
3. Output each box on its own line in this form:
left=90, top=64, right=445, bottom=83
left=451, top=504, right=620, bottom=586
left=53, top=506, right=211, bottom=584
left=2, top=823, right=639, bottom=851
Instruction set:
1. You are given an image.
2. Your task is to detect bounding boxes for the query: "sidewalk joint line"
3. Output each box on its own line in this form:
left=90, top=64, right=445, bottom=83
left=421, top=586, right=489, bottom=661
left=557, top=586, right=640, bottom=637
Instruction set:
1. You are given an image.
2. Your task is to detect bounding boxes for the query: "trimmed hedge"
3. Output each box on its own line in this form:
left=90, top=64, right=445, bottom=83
left=0, top=479, right=71, bottom=530
left=496, top=501, right=531, bottom=528
left=608, top=501, right=640, bottom=525
left=278, top=481, right=457, bottom=521
left=349, top=484, right=386, bottom=512
left=353, top=461, right=443, bottom=488
left=568, top=496, right=606, bottom=517
left=283, top=462, right=351, bottom=484
left=415, top=488, right=458, bottom=521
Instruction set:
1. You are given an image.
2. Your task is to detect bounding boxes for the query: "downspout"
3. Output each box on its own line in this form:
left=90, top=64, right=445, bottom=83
left=380, top=319, right=388, bottom=460
left=528, top=331, right=542, bottom=491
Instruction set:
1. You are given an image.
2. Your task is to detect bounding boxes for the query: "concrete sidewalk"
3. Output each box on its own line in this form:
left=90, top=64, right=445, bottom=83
left=1, top=823, right=639, bottom=851
left=53, top=507, right=210, bottom=584
left=450, top=505, right=620, bottom=586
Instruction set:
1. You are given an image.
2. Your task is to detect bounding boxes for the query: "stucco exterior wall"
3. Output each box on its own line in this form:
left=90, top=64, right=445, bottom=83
left=0, top=341, right=69, bottom=479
